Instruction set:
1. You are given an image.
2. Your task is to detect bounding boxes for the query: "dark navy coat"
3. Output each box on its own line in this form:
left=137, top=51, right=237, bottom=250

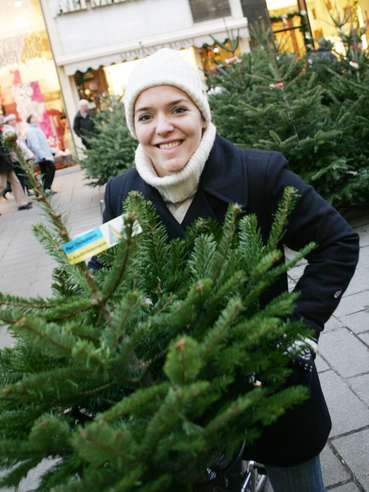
left=103, top=134, right=359, bottom=466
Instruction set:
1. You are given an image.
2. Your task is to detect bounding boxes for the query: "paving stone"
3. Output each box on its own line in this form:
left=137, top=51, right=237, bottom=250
left=316, top=354, right=330, bottom=372
left=15, top=458, right=60, bottom=492
left=343, top=270, right=369, bottom=297
left=325, top=316, right=343, bottom=332
left=0, top=326, right=15, bottom=348
left=287, top=265, right=305, bottom=282
left=32, top=279, right=53, bottom=297
left=357, top=231, right=369, bottom=247
left=329, top=483, right=361, bottom=492
left=334, top=428, right=369, bottom=491
left=349, top=374, right=369, bottom=407
left=341, top=311, right=369, bottom=334
left=333, top=291, right=369, bottom=318
left=321, top=444, right=350, bottom=487
left=357, top=332, right=369, bottom=346
left=319, top=371, right=369, bottom=436
left=319, top=328, right=369, bottom=377
left=357, top=247, right=369, bottom=266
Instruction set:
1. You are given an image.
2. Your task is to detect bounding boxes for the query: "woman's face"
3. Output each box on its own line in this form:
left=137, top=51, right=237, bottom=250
left=134, top=85, right=205, bottom=177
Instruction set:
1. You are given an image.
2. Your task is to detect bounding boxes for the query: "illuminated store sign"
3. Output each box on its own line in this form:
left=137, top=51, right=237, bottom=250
left=58, top=0, right=129, bottom=15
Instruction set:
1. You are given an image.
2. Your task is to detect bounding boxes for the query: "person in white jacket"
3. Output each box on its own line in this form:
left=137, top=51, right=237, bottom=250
left=26, top=115, right=56, bottom=194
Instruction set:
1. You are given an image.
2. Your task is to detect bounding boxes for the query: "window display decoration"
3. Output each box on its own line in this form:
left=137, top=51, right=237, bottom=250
left=270, top=11, right=314, bottom=52
left=11, top=71, right=53, bottom=138
left=0, top=31, right=51, bottom=67
left=21, top=31, right=52, bottom=63
left=74, top=68, right=108, bottom=108
left=199, top=36, right=241, bottom=75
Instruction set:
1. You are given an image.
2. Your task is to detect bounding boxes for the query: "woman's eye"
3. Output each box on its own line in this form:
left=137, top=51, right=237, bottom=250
left=137, top=114, right=151, bottom=122
left=173, top=106, right=188, bottom=114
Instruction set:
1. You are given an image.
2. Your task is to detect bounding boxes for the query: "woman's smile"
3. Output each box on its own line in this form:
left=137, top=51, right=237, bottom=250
left=156, top=140, right=184, bottom=151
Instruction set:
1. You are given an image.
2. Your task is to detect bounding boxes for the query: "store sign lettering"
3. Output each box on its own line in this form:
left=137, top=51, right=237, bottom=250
left=58, top=0, right=129, bottom=15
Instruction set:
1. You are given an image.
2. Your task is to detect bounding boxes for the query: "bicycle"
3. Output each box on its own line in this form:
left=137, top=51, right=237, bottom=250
left=197, top=443, right=269, bottom=492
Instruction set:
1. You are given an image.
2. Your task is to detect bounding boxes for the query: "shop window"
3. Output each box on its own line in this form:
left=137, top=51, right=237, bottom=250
left=266, top=0, right=314, bottom=55
left=0, top=0, right=72, bottom=158
left=270, top=13, right=309, bottom=55
left=267, top=0, right=368, bottom=56
left=189, top=0, right=231, bottom=22
left=74, top=68, right=108, bottom=109
left=197, top=38, right=241, bottom=75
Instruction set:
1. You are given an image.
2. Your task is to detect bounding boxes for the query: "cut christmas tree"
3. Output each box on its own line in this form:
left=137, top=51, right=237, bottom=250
left=0, top=143, right=314, bottom=491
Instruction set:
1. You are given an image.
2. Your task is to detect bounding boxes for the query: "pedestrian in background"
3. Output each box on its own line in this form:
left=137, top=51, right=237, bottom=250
left=0, top=115, right=32, bottom=213
left=3, top=114, right=34, bottom=193
left=25, top=115, right=56, bottom=195
left=73, top=99, right=96, bottom=149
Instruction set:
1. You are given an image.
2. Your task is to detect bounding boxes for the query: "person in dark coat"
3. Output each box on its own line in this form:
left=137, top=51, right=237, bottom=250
left=73, top=99, right=96, bottom=149
left=0, top=115, right=32, bottom=213
left=101, top=49, right=359, bottom=491
left=3, top=113, right=34, bottom=193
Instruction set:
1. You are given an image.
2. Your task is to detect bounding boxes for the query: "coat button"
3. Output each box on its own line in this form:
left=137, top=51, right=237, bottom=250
left=334, top=290, right=342, bottom=299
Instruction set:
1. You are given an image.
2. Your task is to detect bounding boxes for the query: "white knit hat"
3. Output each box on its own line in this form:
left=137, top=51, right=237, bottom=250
left=124, top=48, right=211, bottom=138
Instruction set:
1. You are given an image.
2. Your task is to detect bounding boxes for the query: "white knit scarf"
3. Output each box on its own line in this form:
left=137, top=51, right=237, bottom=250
left=135, top=123, right=216, bottom=222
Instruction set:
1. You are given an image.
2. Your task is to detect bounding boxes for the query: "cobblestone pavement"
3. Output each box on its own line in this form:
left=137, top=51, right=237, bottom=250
left=0, top=166, right=368, bottom=491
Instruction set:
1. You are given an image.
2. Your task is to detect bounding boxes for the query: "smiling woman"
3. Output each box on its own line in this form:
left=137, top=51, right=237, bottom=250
left=100, top=47, right=359, bottom=492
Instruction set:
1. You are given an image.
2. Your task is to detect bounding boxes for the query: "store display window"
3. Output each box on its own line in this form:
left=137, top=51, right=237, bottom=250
left=74, top=68, right=109, bottom=109
left=267, top=0, right=368, bottom=56
left=0, top=0, right=72, bottom=162
left=197, top=39, right=242, bottom=76
left=267, top=0, right=312, bottom=55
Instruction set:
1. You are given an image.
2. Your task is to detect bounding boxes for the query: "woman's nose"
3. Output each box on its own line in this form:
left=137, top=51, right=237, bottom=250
left=155, top=114, right=174, bottom=135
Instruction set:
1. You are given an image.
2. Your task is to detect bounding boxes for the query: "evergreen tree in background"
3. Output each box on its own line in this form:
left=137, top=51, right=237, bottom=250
left=320, top=59, right=369, bottom=206
left=0, top=146, right=314, bottom=491
left=81, top=97, right=136, bottom=186
left=208, top=36, right=369, bottom=211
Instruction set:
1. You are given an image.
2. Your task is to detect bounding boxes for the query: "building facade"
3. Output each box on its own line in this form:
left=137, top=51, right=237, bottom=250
left=40, top=0, right=250, bottom=141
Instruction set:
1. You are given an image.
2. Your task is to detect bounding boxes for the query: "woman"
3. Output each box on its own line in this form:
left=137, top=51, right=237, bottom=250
left=26, top=115, right=56, bottom=195
left=0, top=115, right=32, bottom=213
left=102, top=49, right=359, bottom=491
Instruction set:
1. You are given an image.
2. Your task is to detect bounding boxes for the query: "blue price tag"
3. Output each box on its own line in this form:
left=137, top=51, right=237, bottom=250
left=63, top=228, right=103, bottom=255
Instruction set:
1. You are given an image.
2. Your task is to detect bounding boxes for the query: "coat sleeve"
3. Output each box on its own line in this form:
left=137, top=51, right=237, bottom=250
left=26, top=131, right=42, bottom=161
left=266, top=152, right=360, bottom=339
left=73, top=115, right=81, bottom=137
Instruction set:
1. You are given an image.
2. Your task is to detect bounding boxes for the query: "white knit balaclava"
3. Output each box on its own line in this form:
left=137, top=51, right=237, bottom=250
left=124, top=48, right=211, bottom=138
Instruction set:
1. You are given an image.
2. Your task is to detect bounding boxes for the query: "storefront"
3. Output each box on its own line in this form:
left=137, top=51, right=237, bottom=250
left=0, top=0, right=72, bottom=160
left=71, top=44, right=243, bottom=106
left=39, top=0, right=249, bottom=141
left=266, top=0, right=369, bottom=55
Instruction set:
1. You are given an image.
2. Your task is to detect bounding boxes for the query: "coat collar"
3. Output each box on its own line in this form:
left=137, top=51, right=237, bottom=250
left=200, top=134, right=248, bottom=208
